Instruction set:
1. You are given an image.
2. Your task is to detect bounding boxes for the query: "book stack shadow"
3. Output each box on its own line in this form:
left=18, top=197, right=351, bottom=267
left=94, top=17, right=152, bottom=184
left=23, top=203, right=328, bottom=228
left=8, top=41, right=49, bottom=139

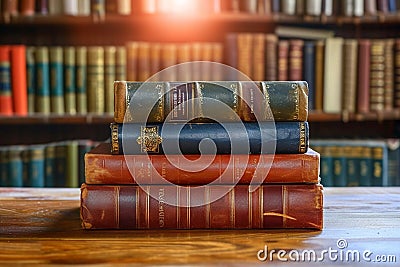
left=80, top=81, right=323, bottom=230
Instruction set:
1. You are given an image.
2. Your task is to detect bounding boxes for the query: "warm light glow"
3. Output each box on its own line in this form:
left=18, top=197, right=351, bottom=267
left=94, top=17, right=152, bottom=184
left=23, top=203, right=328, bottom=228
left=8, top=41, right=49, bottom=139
left=158, top=0, right=199, bottom=14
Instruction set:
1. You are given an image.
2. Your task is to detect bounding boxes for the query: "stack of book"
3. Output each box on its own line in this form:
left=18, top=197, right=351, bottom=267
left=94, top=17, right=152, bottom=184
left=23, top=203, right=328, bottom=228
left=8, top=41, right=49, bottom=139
left=80, top=81, right=323, bottom=230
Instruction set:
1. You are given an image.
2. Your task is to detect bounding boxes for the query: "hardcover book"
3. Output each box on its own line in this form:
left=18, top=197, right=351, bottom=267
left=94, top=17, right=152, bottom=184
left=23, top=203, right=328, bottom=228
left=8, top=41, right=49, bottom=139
left=85, top=142, right=320, bottom=185
left=110, top=121, right=309, bottom=155
left=80, top=183, right=324, bottom=230
left=114, top=81, right=309, bottom=123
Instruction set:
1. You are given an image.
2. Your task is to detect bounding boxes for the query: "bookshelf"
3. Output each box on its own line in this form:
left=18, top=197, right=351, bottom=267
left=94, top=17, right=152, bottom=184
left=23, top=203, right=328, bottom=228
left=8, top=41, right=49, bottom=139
left=1, top=0, right=400, bottom=187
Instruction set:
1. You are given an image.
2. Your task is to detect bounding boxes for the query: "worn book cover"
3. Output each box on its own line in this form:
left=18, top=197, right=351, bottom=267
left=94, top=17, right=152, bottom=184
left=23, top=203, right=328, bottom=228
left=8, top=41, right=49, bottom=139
left=81, top=183, right=323, bottom=230
left=85, top=143, right=320, bottom=185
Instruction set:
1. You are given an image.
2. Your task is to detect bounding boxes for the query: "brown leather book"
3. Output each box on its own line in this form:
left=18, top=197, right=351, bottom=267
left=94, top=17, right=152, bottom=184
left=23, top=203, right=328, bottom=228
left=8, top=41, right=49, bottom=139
left=395, top=39, right=400, bottom=108
left=370, top=40, right=385, bottom=112
left=264, top=34, right=278, bottom=81
left=278, top=40, right=289, bottom=81
left=357, top=39, right=371, bottom=114
left=85, top=143, right=320, bottom=185
left=289, top=39, right=304, bottom=81
left=314, top=40, right=324, bottom=112
left=384, top=39, right=394, bottom=111
left=80, top=183, right=323, bottom=229
left=237, top=33, right=253, bottom=79
left=252, top=34, right=266, bottom=81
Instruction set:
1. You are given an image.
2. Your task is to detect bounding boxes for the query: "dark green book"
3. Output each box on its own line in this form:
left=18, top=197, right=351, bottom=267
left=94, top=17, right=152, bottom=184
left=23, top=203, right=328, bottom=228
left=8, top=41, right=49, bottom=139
left=0, top=148, right=8, bottom=186
left=26, top=46, right=36, bottom=114
left=55, top=144, right=67, bottom=187
left=66, top=141, right=79, bottom=188
left=331, top=146, right=347, bottom=187
left=359, top=146, right=373, bottom=186
left=76, top=46, right=87, bottom=114
left=312, top=145, right=334, bottom=187
left=8, top=146, right=24, bottom=187
left=114, top=81, right=309, bottom=123
left=27, top=145, right=45, bottom=187
left=346, top=146, right=361, bottom=186
left=64, top=46, right=76, bottom=115
left=45, top=145, right=56, bottom=187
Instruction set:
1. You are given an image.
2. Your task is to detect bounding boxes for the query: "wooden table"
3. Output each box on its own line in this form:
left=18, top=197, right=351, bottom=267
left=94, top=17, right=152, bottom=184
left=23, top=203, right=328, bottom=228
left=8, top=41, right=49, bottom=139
left=0, top=187, right=399, bottom=266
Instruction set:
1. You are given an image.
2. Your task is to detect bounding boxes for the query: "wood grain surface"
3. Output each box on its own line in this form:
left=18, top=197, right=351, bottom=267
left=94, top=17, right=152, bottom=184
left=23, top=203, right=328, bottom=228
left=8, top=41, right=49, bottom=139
left=0, top=187, right=399, bottom=266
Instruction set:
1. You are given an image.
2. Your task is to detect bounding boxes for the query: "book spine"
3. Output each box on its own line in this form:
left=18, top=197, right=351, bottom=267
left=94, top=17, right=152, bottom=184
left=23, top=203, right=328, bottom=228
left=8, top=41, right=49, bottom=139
left=281, top=0, right=296, bottom=15
left=35, top=47, right=51, bottom=114
left=306, top=0, right=322, bottom=16
left=0, top=149, right=8, bottom=186
left=49, top=47, right=65, bottom=114
left=64, top=46, right=77, bottom=115
left=48, top=0, right=63, bottom=14
left=384, top=39, right=394, bottom=111
left=87, top=46, right=105, bottom=114
left=365, top=0, right=377, bottom=15
left=395, top=39, right=400, bottom=108
left=323, top=37, right=343, bottom=113
left=288, top=39, right=304, bottom=81
left=342, top=0, right=353, bottom=16
left=316, top=145, right=334, bottom=186
left=150, top=43, right=161, bottom=78
left=85, top=146, right=320, bottom=185
left=0, top=45, right=12, bottom=115
left=237, top=33, right=253, bottom=79
left=359, top=146, right=372, bottom=186
left=323, top=0, right=333, bottom=16
left=55, top=144, right=67, bottom=187
left=160, top=44, right=178, bottom=81
left=211, top=43, right=224, bottom=81
left=114, top=81, right=309, bottom=123
left=264, top=34, right=278, bottom=81
left=117, top=0, right=131, bottom=15
left=28, top=146, right=45, bottom=187
left=36, top=0, right=49, bottom=15
left=110, top=121, right=309, bottom=155
left=357, top=39, right=371, bottom=113
left=115, top=46, right=127, bottom=81
left=371, top=146, right=386, bottom=186
left=45, top=145, right=56, bottom=187
left=10, top=45, right=28, bottom=116
left=91, top=0, right=106, bottom=22
left=66, top=141, right=79, bottom=188
left=76, top=46, right=87, bottom=114
left=314, top=40, right=324, bottom=111
left=331, top=146, right=347, bottom=186
left=26, top=47, right=36, bottom=114
left=20, top=0, right=35, bottom=16
left=1, top=0, right=18, bottom=23
left=239, top=0, right=258, bottom=13
left=342, top=39, right=358, bottom=114
left=278, top=40, right=289, bottom=81
left=77, top=0, right=91, bottom=15
left=345, top=146, right=360, bottom=186
left=303, top=41, right=315, bottom=111
left=8, top=146, right=24, bottom=187
left=369, top=40, right=385, bottom=112
left=63, top=0, right=79, bottom=15
left=353, top=0, right=364, bottom=16
left=104, top=46, right=116, bottom=114
left=80, top=184, right=323, bottom=229
left=137, top=42, right=151, bottom=81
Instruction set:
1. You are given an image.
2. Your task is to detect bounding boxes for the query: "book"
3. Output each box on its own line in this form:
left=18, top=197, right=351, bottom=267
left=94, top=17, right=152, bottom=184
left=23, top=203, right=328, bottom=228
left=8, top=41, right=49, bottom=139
left=25, top=145, right=45, bottom=187
left=357, top=39, right=371, bottom=113
left=85, top=142, right=320, bottom=185
left=87, top=46, right=105, bottom=114
left=80, top=183, right=323, bottom=229
left=275, top=26, right=334, bottom=40
left=35, top=46, right=51, bottom=114
left=0, top=45, right=12, bottom=115
left=303, top=41, right=316, bottom=110
left=115, top=46, right=127, bottom=81
left=252, top=34, right=265, bottom=81
left=314, top=40, right=324, bottom=111
left=64, top=46, right=77, bottom=115
left=75, top=46, right=87, bottom=114
left=8, top=146, right=24, bottom=187
left=369, top=40, right=385, bottom=112
left=288, top=39, right=303, bottom=81
left=49, top=47, right=64, bottom=114
left=323, top=37, right=343, bottom=113
left=10, top=45, right=27, bottom=115
left=341, top=39, right=358, bottom=115
left=104, top=46, right=116, bottom=114
left=384, top=39, right=394, bottom=111
left=114, top=81, right=309, bottom=123
left=277, top=40, right=289, bottom=81
left=365, top=0, right=377, bottom=15
left=306, top=0, right=322, bottom=16
left=110, top=121, right=308, bottom=155
left=264, top=34, right=278, bottom=81
left=395, top=39, right=400, bottom=108
left=26, top=46, right=35, bottom=114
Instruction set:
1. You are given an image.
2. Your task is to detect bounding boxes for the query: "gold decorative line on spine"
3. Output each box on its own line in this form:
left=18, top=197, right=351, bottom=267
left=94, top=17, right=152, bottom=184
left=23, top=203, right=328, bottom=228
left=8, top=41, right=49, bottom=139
left=248, top=187, right=252, bottom=228
left=260, top=186, right=264, bottom=228
left=111, top=123, right=119, bottom=154
left=124, top=85, right=133, bottom=122
left=283, top=186, right=288, bottom=228
left=156, top=83, right=165, bottom=121
left=177, top=187, right=180, bottom=229
left=231, top=82, right=239, bottom=114
left=187, top=187, right=190, bottom=229
left=206, top=187, right=210, bottom=228
left=116, top=186, right=120, bottom=229
left=136, top=186, right=139, bottom=229
left=299, top=122, right=307, bottom=153
left=292, top=83, right=299, bottom=120
left=231, top=187, right=235, bottom=228
left=146, top=186, right=150, bottom=229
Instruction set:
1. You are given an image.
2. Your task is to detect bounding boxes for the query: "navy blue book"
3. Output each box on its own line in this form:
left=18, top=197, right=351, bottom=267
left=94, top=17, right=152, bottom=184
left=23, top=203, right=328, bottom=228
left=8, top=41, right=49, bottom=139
left=303, top=41, right=315, bottom=111
left=110, top=122, right=308, bottom=155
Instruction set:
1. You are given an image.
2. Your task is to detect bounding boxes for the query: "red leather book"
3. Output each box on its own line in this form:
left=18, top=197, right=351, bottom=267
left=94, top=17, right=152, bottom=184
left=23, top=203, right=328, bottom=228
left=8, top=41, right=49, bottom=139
left=10, top=45, right=28, bottom=116
left=80, top=183, right=323, bottom=229
left=85, top=143, right=320, bottom=185
left=0, top=45, right=13, bottom=115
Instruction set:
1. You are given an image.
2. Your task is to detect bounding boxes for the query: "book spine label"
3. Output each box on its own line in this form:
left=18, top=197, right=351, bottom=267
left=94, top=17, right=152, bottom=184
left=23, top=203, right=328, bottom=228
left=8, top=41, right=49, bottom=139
left=85, top=145, right=320, bottom=185
left=80, top=184, right=323, bottom=229
left=115, top=81, right=308, bottom=123
left=110, top=121, right=308, bottom=155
